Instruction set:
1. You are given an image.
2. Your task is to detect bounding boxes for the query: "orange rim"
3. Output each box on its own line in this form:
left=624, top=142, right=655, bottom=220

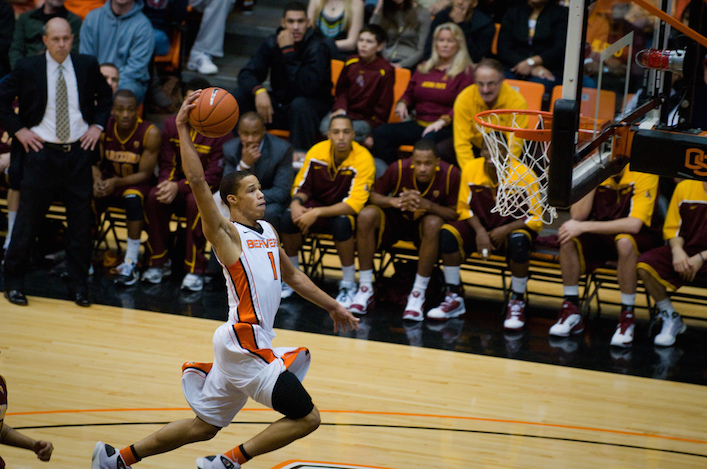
left=474, top=109, right=554, bottom=142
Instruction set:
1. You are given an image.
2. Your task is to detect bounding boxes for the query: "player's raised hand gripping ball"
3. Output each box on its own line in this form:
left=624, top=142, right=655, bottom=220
left=189, top=87, right=240, bottom=138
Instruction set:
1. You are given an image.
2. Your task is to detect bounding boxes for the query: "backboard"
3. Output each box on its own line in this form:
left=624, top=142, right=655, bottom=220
left=547, top=0, right=707, bottom=208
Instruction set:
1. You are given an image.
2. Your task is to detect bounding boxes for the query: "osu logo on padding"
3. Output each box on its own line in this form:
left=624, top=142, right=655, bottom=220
left=684, top=148, right=707, bottom=176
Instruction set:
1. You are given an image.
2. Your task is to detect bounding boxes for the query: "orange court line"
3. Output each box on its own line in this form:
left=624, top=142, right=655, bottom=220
left=8, top=407, right=707, bottom=445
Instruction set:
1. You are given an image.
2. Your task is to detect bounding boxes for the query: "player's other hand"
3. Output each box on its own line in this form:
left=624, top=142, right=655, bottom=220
left=33, top=440, right=53, bottom=461
left=177, top=90, right=201, bottom=126
left=328, top=304, right=360, bottom=333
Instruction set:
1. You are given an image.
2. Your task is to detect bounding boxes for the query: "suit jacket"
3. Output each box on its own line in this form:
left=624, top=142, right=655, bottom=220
left=222, top=132, right=293, bottom=206
left=0, top=52, right=113, bottom=140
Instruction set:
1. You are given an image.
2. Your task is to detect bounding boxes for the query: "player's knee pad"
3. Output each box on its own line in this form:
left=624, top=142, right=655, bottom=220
left=271, top=370, right=314, bottom=420
left=279, top=209, right=299, bottom=234
left=331, top=215, right=353, bottom=242
left=123, top=194, right=144, bottom=221
left=507, top=231, right=530, bottom=264
left=439, top=228, right=460, bottom=255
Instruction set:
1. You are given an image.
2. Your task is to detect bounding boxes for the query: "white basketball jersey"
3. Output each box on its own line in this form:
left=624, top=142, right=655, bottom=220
left=220, top=221, right=281, bottom=330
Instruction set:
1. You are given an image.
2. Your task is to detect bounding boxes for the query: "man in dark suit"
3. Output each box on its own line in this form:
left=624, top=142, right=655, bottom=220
left=0, top=17, right=113, bottom=307
left=216, top=112, right=293, bottom=231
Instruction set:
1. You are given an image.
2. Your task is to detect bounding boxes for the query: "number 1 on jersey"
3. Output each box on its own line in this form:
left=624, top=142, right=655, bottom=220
left=268, top=251, right=278, bottom=280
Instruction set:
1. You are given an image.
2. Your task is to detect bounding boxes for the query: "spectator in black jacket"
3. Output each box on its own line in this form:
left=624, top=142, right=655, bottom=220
left=0, top=0, right=14, bottom=78
left=232, top=1, right=332, bottom=158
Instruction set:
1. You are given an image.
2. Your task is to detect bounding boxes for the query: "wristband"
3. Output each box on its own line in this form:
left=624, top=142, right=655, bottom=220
left=237, top=161, right=251, bottom=170
left=255, top=88, right=267, bottom=96
left=700, top=252, right=705, bottom=263
left=292, top=195, right=305, bottom=205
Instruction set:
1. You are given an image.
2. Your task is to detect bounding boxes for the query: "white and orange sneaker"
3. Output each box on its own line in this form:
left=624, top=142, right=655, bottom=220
left=196, top=454, right=240, bottom=469
left=91, top=441, right=131, bottom=469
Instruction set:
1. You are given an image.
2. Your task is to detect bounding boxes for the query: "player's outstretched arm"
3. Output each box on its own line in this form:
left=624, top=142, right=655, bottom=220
left=0, top=424, right=53, bottom=461
left=176, top=91, right=241, bottom=264
left=279, top=246, right=359, bottom=333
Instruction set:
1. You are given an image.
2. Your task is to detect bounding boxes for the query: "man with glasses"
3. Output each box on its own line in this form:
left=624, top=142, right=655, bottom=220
left=452, top=58, right=528, bottom=169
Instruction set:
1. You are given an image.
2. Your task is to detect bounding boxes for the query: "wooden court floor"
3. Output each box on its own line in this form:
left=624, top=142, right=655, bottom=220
left=1, top=298, right=706, bottom=468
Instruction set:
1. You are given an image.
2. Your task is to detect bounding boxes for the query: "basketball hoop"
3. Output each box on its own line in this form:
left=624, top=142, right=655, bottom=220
left=474, top=109, right=557, bottom=224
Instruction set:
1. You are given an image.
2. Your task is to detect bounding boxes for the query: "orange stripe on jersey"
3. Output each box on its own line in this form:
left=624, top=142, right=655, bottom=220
left=281, top=347, right=309, bottom=368
left=226, top=259, right=259, bottom=325
left=232, top=323, right=277, bottom=364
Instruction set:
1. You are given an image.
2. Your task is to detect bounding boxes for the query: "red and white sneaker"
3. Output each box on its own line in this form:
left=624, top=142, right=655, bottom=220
left=426, top=290, right=465, bottom=320
left=402, top=290, right=425, bottom=321
left=503, top=298, right=526, bottom=330
left=349, top=284, right=375, bottom=314
left=196, top=454, right=240, bottom=469
left=549, top=300, right=585, bottom=337
left=610, top=309, right=636, bottom=347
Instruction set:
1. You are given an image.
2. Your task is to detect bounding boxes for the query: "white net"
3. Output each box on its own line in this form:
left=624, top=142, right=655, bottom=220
left=476, top=111, right=558, bottom=224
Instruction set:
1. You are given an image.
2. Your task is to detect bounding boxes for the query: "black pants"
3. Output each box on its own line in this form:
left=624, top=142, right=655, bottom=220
left=232, top=87, right=330, bottom=152
left=4, top=144, right=94, bottom=295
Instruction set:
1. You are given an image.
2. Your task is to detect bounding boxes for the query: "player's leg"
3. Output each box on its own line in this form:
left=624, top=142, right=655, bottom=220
left=610, top=235, right=640, bottom=347
left=115, top=188, right=148, bottom=286
left=331, top=215, right=357, bottom=309
left=350, top=206, right=383, bottom=314
left=182, top=192, right=208, bottom=292
left=505, top=230, right=532, bottom=331
left=637, top=247, right=687, bottom=347
left=278, top=208, right=303, bottom=298
left=427, top=222, right=468, bottom=320
left=403, top=214, right=443, bottom=321
left=142, top=185, right=174, bottom=284
left=551, top=238, right=587, bottom=337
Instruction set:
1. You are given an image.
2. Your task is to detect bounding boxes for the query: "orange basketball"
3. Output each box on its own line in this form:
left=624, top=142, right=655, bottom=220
left=189, top=87, right=240, bottom=138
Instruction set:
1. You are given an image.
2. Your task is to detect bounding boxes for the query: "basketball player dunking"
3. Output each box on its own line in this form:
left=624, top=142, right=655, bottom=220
left=91, top=91, right=360, bottom=469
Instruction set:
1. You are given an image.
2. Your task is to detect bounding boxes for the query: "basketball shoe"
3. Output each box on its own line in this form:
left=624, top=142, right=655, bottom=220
left=610, top=309, right=635, bottom=347
left=181, top=273, right=204, bottom=292
left=426, top=289, right=465, bottom=320
left=141, top=260, right=172, bottom=284
left=281, top=281, right=295, bottom=299
left=196, top=454, right=240, bottom=469
left=549, top=300, right=585, bottom=337
left=654, top=310, right=686, bottom=347
left=503, top=298, right=526, bottom=330
left=91, top=441, right=131, bottom=469
left=335, top=281, right=357, bottom=309
left=402, top=290, right=425, bottom=321
left=349, top=284, right=375, bottom=314
left=114, top=261, right=139, bottom=286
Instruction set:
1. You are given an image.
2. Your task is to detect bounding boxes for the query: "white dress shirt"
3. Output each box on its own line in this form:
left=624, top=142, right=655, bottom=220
left=31, top=52, right=89, bottom=143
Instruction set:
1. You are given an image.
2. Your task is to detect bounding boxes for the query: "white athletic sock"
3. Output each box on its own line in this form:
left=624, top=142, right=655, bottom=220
left=621, top=293, right=636, bottom=307
left=359, top=269, right=373, bottom=288
left=563, top=285, right=580, bottom=297
left=412, top=274, right=430, bottom=294
left=3, top=211, right=16, bottom=250
left=341, top=264, right=355, bottom=284
left=443, top=265, right=461, bottom=286
left=511, top=276, right=528, bottom=295
left=656, top=298, right=674, bottom=313
left=125, top=238, right=141, bottom=265
left=289, top=255, right=300, bottom=271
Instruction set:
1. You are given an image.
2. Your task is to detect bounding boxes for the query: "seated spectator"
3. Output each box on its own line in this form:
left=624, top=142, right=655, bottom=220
left=551, top=166, right=661, bottom=346
left=142, top=78, right=232, bottom=292
left=497, top=0, right=568, bottom=96
left=9, top=0, right=82, bottom=71
left=0, top=0, right=13, bottom=78
left=307, top=0, right=364, bottom=60
left=216, top=111, right=294, bottom=231
left=143, top=0, right=187, bottom=57
left=186, top=0, right=235, bottom=75
left=637, top=179, right=707, bottom=347
left=453, top=58, right=527, bottom=168
left=93, top=90, right=160, bottom=286
left=233, top=1, right=332, bottom=158
left=371, top=22, right=475, bottom=164
left=320, top=24, right=395, bottom=146
left=370, top=0, right=431, bottom=69
left=428, top=136, right=542, bottom=327
left=80, top=0, right=155, bottom=104
left=280, top=115, right=375, bottom=305
left=100, top=62, right=120, bottom=95
left=350, top=139, right=460, bottom=320
left=423, top=0, right=495, bottom=64
left=0, top=374, right=54, bottom=465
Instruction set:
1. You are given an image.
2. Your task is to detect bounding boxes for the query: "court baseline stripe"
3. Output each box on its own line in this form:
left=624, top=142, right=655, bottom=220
left=8, top=407, right=707, bottom=446
left=11, top=421, right=707, bottom=459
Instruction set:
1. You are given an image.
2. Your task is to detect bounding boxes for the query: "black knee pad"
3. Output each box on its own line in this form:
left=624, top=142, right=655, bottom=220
left=508, top=231, right=530, bottom=264
left=271, top=371, right=314, bottom=420
left=330, top=215, right=353, bottom=242
left=123, top=194, right=144, bottom=221
left=279, top=209, right=299, bottom=234
left=439, top=228, right=460, bottom=255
